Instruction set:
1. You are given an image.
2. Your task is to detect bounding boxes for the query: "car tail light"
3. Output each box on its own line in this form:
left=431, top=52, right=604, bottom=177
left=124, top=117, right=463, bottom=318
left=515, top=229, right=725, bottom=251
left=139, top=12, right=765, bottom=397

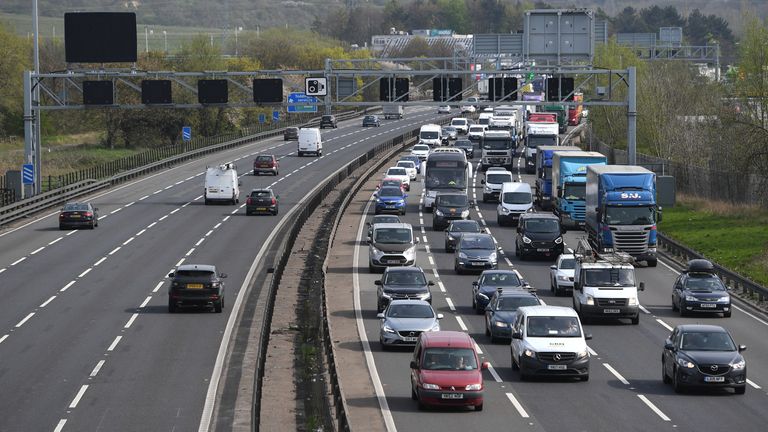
left=59, top=213, right=65, bottom=218
left=247, top=198, right=253, bottom=205
left=84, top=212, right=93, bottom=217
left=269, top=162, right=275, bottom=167
left=271, top=198, right=276, bottom=205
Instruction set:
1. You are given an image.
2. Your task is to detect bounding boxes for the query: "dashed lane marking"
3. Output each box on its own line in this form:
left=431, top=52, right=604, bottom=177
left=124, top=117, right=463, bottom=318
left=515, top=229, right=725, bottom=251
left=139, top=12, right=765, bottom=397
left=455, top=316, right=468, bottom=331
left=637, top=395, right=671, bottom=422
left=90, top=360, right=106, bottom=378
left=68, top=385, right=89, bottom=409
left=603, top=363, right=630, bottom=385
left=506, top=393, right=530, bottom=418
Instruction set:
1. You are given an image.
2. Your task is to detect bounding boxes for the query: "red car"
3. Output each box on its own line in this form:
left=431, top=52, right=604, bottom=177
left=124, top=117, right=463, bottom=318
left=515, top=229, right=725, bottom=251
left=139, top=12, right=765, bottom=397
left=253, top=154, right=279, bottom=176
left=376, top=177, right=406, bottom=192
left=410, top=331, right=488, bottom=411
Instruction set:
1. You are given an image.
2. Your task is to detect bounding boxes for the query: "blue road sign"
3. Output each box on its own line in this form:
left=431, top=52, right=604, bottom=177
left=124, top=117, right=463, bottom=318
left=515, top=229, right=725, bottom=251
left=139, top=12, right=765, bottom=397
left=259, top=114, right=266, bottom=124
left=182, top=126, right=192, bottom=142
left=272, top=111, right=280, bottom=121
left=287, top=92, right=318, bottom=113
left=22, top=164, right=34, bottom=185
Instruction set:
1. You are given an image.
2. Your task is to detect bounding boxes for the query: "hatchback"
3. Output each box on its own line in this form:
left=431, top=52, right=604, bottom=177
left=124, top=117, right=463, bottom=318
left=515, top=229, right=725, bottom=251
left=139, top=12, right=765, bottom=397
left=253, top=154, right=279, bottom=176
left=550, top=253, right=576, bottom=297
left=454, top=233, right=497, bottom=274
left=59, top=202, right=99, bottom=230
left=378, top=300, right=443, bottom=349
left=283, top=126, right=299, bottom=141
left=168, top=264, right=226, bottom=313
left=320, top=114, right=337, bottom=129
left=485, top=289, right=542, bottom=343
left=432, top=192, right=471, bottom=231
left=454, top=139, right=474, bottom=158
left=362, top=115, right=381, bottom=127
left=246, top=189, right=279, bottom=215
left=400, top=155, right=423, bottom=174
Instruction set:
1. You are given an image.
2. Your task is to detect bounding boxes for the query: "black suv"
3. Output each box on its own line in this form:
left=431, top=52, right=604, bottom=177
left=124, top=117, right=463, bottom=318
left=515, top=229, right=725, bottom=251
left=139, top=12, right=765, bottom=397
left=320, top=114, right=338, bottom=129
left=515, top=213, right=564, bottom=260
left=168, top=264, right=226, bottom=313
left=455, top=139, right=474, bottom=158
left=432, top=192, right=472, bottom=231
left=672, top=259, right=732, bottom=317
left=375, top=267, right=434, bottom=312
left=246, top=189, right=279, bottom=215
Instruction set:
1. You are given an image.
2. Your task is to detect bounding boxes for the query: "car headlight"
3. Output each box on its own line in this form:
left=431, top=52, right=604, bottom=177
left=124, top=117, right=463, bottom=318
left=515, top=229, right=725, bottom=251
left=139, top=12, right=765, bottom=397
left=576, top=348, right=589, bottom=359
left=465, top=383, right=482, bottom=391
left=422, top=383, right=440, bottom=390
left=685, top=295, right=698, bottom=302
left=404, top=246, right=417, bottom=259
left=369, top=246, right=381, bottom=255
left=489, top=252, right=497, bottom=261
left=731, top=359, right=746, bottom=370
left=418, top=292, right=432, bottom=301
left=382, top=324, right=396, bottom=333
left=522, top=236, right=532, bottom=244
left=430, top=322, right=441, bottom=331
left=719, top=296, right=731, bottom=302
left=459, top=252, right=468, bottom=259
left=494, top=321, right=508, bottom=328
left=381, top=291, right=393, bottom=299
left=586, top=295, right=595, bottom=306
left=484, top=186, right=492, bottom=192
left=447, top=235, right=456, bottom=241
left=554, top=236, right=563, bottom=244
left=628, top=297, right=638, bottom=306
left=557, top=275, right=570, bottom=281
left=500, top=206, right=510, bottom=214
left=677, top=358, right=695, bottom=369
left=435, top=209, right=444, bottom=216
left=477, top=292, right=489, bottom=300
left=461, top=210, right=470, bottom=218
left=524, top=349, right=536, bottom=358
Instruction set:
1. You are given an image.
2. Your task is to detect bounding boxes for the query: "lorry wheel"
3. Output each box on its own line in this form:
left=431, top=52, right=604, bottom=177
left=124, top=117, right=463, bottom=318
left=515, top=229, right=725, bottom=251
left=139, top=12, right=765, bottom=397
left=647, top=259, right=658, bottom=267
left=631, top=315, right=640, bottom=325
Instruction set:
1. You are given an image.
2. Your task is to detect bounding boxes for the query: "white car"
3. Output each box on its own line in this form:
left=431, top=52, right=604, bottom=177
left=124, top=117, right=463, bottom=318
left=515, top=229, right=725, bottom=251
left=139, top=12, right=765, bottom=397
left=411, top=144, right=430, bottom=160
left=437, top=105, right=451, bottom=114
left=450, top=117, right=470, bottom=134
left=550, top=254, right=576, bottom=297
left=461, top=105, right=477, bottom=114
left=396, top=160, right=418, bottom=180
left=384, top=167, right=411, bottom=191
left=468, top=125, right=487, bottom=141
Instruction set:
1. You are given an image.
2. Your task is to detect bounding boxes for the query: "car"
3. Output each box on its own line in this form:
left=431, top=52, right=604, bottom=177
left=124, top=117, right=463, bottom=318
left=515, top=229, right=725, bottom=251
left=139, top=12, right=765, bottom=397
left=515, top=213, right=565, bottom=260
left=253, top=154, right=279, bottom=176
left=320, top=114, right=337, bottom=129
left=168, top=264, right=226, bottom=313
left=283, top=126, right=299, bottom=141
left=454, top=139, right=474, bottom=158
left=432, top=192, right=471, bottom=231
left=450, top=118, right=470, bottom=134
left=550, top=253, right=576, bottom=297
left=467, top=125, right=487, bottom=142
left=460, top=104, right=477, bottom=114
left=471, top=269, right=530, bottom=313
left=510, top=306, right=592, bottom=381
left=437, top=105, right=451, bottom=114
left=411, top=144, right=431, bottom=160
left=375, top=266, right=434, bottom=312
left=400, top=155, right=423, bottom=174
left=396, top=160, right=418, bottom=180
left=496, top=181, right=533, bottom=226
left=374, top=186, right=408, bottom=215
left=245, top=189, right=279, bottom=215
left=444, top=220, right=483, bottom=252
left=368, top=222, right=419, bottom=272
left=410, top=331, right=489, bottom=411
left=662, top=324, right=747, bottom=394
left=59, top=202, right=99, bottom=230
left=367, top=215, right=402, bottom=239
left=441, top=126, right=459, bottom=140
left=481, top=169, right=514, bottom=203
left=376, top=177, right=406, bottom=193
left=384, top=167, right=411, bottom=191
left=672, top=259, right=732, bottom=317
left=485, top=289, right=542, bottom=343
left=362, top=115, right=381, bottom=127
left=454, top=233, right=498, bottom=274
left=378, top=300, right=443, bottom=349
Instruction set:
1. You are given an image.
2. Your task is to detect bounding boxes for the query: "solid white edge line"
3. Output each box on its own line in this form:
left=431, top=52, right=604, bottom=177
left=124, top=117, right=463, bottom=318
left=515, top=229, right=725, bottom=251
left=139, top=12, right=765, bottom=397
left=40, top=296, right=56, bottom=308
left=90, top=360, right=106, bottom=378
left=107, top=336, right=122, bottom=352
left=487, top=364, right=503, bottom=383
left=455, top=316, right=468, bottom=331
left=732, top=305, right=768, bottom=327
left=506, top=393, right=530, bottom=418
left=15, top=312, right=35, bottom=328
left=53, top=419, right=67, bottom=432
left=124, top=313, right=139, bottom=329
left=637, top=395, right=671, bottom=421
left=603, top=363, right=630, bottom=385
left=747, top=379, right=761, bottom=389
left=656, top=319, right=674, bottom=331
left=68, top=385, right=89, bottom=409
left=446, top=298, right=456, bottom=311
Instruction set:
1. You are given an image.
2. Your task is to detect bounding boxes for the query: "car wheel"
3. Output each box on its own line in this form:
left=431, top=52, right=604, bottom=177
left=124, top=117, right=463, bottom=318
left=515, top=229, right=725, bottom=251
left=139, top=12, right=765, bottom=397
left=647, top=258, right=658, bottom=267
left=214, top=299, right=223, bottom=313
left=274, top=171, right=279, bottom=176
left=724, top=310, right=732, bottom=318
left=90, top=221, right=96, bottom=229
left=475, top=403, right=483, bottom=412
left=272, top=209, right=278, bottom=216
left=455, top=265, right=463, bottom=275
left=519, top=366, right=528, bottom=381
left=485, top=324, right=490, bottom=336
left=662, top=358, right=671, bottom=384
left=401, top=209, right=406, bottom=216
left=735, top=385, right=746, bottom=395
left=411, top=384, right=418, bottom=401
left=511, top=353, right=519, bottom=370
left=550, top=277, right=555, bottom=292
left=246, top=210, right=252, bottom=216
left=381, top=341, right=389, bottom=351
left=519, top=251, right=526, bottom=261
left=579, top=374, right=589, bottom=382
left=671, top=297, right=678, bottom=311
left=631, top=314, right=640, bottom=325
left=369, top=264, right=375, bottom=273
left=679, top=306, right=687, bottom=317
left=672, top=368, right=684, bottom=394
left=168, top=299, right=177, bottom=313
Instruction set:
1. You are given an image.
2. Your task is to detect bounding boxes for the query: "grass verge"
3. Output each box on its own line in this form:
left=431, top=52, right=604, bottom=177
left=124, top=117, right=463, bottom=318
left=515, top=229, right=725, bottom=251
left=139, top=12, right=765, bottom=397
left=659, top=194, right=768, bottom=286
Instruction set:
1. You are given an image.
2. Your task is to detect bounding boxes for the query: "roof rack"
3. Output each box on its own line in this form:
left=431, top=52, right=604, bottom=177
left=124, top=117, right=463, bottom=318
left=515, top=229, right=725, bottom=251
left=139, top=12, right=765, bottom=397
left=574, top=238, right=635, bottom=265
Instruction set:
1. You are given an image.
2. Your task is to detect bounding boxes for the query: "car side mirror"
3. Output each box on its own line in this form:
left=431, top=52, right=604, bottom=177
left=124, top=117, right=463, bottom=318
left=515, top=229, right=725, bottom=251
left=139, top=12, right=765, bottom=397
left=366, top=236, right=371, bottom=244
left=485, top=306, right=493, bottom=313
left=374, top=280, right=382, bottom=286
left=480, top=179, right=485, bottom=184
left=639, top=282, right=645, bottom=291
left=584, top=333, right=593, bottom=340
left=376, top=313, right=385, bottom=319
left=366, top=222, right=371, bottom=227
left=428, top=281, right=435, bottom=286
left=472, top=281, right=478, bottom=286
left=511, top=331, right=522, bottom=340
left=664, top=342, right=675, bottom=351
left=738, top=345, right=747, bottom=352
left=168, top=272, right=175, bottom=278
left=410, top=361, right=418, bottom=369
left=481, top=362, right=490, bottom=370
left=437, top=313, right=444, bottom=320
left=550, top=265, right=557, bottom=270
left=220, top=273, right=228, bottom=278
left=415, top=238, right=420, bottom=244
left=657, top=207, right=663, bottom=223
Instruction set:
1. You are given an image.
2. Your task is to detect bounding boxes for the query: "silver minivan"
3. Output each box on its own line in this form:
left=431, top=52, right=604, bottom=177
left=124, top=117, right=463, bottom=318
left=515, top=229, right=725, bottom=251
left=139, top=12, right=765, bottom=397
left=368, top=222, right=419, bottom=272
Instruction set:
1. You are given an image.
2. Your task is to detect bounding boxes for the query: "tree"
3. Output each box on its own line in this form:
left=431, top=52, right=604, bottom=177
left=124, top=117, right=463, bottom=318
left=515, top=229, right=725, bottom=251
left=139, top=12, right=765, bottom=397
left=611, top=7, right=648, bottom=34
left=0, top=24, right=31, bottom=136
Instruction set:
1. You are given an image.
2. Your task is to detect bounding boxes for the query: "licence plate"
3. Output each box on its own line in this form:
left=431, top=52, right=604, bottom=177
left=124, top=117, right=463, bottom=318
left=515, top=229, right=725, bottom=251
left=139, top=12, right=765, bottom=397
left=387, top=206, right=396, bottom=209
left=402, top=336, right=418, bottom=342
left=441, top=393, right=464, bottom=399
left=704, top=376, right=725, bottom=383
left=471, top=262, right=486, bottom=266
left=700, top=303, right=717, bottom=308
left=537, top=248, right=550, bottom=252
left=548, top=364, right=567, bottom=370
left=187, top=283, right=204, bottom=289
left=70, top=215, right=81, bottom=218
left=603, top=309, right=621, bottom=314
left=256, top=207, right=267, bottom=211
left=386, top=259, right=400, bottom=264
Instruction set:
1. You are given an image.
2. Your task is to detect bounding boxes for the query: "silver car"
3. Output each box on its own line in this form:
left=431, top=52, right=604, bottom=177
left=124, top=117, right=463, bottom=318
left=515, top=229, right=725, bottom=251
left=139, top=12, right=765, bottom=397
left=378, top=300, right=443, bottom=349
left=549, top=253, right=576, bottom=297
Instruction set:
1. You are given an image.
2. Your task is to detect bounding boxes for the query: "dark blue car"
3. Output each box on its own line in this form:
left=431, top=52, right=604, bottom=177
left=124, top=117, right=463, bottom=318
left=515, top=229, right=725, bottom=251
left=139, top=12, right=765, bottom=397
left=471, top=270, right=530, bottom=313
left=375, top=186, right=408, bottom=215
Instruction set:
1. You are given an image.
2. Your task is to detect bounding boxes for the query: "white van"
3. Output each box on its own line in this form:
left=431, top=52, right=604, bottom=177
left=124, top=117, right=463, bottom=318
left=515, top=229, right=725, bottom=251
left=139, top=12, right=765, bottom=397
left=496, top=182, right=532, bottom=226
left=510, top=305, right=591, bottom=381
left=419, top=124, right=442, bottom=147
left=478, top=112, right=494, bottom=126
left=368, top=222, right=419, bottom=272
left=204, top=163, right=240, bottom=205
left=298, top=128, right=323, bottom=156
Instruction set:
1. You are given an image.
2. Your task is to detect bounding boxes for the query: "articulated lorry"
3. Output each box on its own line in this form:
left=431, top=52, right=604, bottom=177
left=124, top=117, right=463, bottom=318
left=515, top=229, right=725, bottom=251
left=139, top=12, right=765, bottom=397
left=479, top=130, right=516, bottom=171
left=543, top=104, right=568, bottom=133
left=585, top=165, right=660, bottom=267
left=523, top=118, right=559, bottom=174
left=552, top=151, right=607, bottom=229
left=534, top=145, right=581, bottom=210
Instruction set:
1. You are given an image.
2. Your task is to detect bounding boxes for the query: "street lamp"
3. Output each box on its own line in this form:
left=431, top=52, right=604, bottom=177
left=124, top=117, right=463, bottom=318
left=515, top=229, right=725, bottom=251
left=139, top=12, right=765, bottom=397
left=235, top=26, right=243, bottom=57
left=163, top=30, right=168, bottom=53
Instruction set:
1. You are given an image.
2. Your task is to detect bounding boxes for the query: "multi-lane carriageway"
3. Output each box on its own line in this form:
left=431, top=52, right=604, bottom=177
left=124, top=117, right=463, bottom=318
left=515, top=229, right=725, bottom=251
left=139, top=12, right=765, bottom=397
left=0, top=108, right=444, bottom=432
left=350, top=148, right=768, bottom=431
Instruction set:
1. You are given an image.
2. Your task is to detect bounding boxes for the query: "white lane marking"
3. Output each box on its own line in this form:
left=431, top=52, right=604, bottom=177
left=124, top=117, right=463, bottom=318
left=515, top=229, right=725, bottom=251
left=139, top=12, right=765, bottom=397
left=455, top=316, right=468, bottom=331
left=656, top=319, right=674, bottom=331
left=747, top=379, right=761, bottom=389
left=0, top=268, right=5, bottom=274
left=140, top=296, right=152, bottom=308
left=438, top=281, right=446, bottom=292
left=195, top=238, right=205, bottom=247
left=506, top=393, right=530, bottom=418
left=15, top=312, right=35, bottom=328
left=66, top=231, right=76, bottom=236
left=90, top=360, right=106, bottom=378
left=639, top=305, right=650, bottom=314
left=213, top=223, right=222, bottom=229
left=419, top=218, right=424, bottom=225
left=78, top=268, right=92, bottom=278
left=94, top=257, right=107, bottom=267
left=123, top=237, right=135, bottom=246
left=110, top=208, right=122, bottom=215
left=588, top=346, right=598, bottom=356
left=164, top=185, right=173, bottom=190
left=69, top=385, right=89, bottom=409
left=139, top=195, right=149, bottom=200
left=603, top=363, right=630, bottom=385
left=637, top=395, right=671, bottom=421
left=11, top=257, right=27, bottom=266
left=420, top=227, right=426, bottom=234
left=230, top=209, right=239, bottom=215
left=424, top=245, right=430, bottom=254
left=61, top=281, right=76, bottom=292
left=474, top=342, right=484, bottom=355
left=175, top=180, right=183, bottom=185
left=109, top=246, right=121, bottom=255
left=54, top=419, right=67, bottom=432
left=107, top=336, right=122, bottom=352
left=147, top=221, right=157, bottom=228
left=125, top=201, right=135, bottom=207
left=153, top=282, right=164, bottom=293
left=49, top=237, right=63, bottom=245
left=30, top=246, right=45, bottom=255
left=186, top=248, right=195, bottom=257
left=124, top=313, right=139, bottom=329
left=158, top=215, right=169, bottom=221
left=223, top=215, right=230, bottom=222
left=205, top=230, right=214, bottom=237
left=487, top=364, right=503, bottom=382
left=40, top=296, right=56, bottom=308
left=432, top=268, right=439, bottom=277
left=446, top=298, right=456, bottom=311
left=136, top=229, right=147, bottom=236
left=175, top=258, right=185, bottom=267
left=428, top=256, right=435, bottom=265
left=153, top=190, right=162, bottom=194
left=504, top=257, right=513, bottom=267
left=170, top=208, right=180, bottom=214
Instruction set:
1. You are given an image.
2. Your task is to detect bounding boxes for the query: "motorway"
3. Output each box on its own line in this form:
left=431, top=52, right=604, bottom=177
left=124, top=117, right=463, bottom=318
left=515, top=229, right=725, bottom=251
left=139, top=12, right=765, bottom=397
left=0, top=108, right=444, bottom=432
left=351, top=142, right=768, bottom=431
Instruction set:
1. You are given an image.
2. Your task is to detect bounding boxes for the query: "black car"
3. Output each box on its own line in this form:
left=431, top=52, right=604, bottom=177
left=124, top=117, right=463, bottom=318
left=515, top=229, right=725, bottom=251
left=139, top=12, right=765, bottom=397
left=472, top=270, right=529, bottom=313
left=284, top=126, right=299, bottom=141
left=444, top=220, right=483, bottom=252
left=168, top=264, right=226, bottom=313
left=375, top=266, right=435, bottom=312
left=662, top=324, right=746, bottom=394
left=367, top=215, right=402, bottom=239
left=362, top=115, right=381, bottom=127
left=672, top=259, right=731, bottom=317
left=485, top=289, right=541, bottom=343
left=515, top=213, right=565, bottom=260
left=320, top=114, right=338, bottom=129
left=455, top=139, right=474, bottom=158
left=59, top=202, right=99, bottom=230
left=246, top=189, right=279, bottom=215
left=432, top=192, right=472, bottom=231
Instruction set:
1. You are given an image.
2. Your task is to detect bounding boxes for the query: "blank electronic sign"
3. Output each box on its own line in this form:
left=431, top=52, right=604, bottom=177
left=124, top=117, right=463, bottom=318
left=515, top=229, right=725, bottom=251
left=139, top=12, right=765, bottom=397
left=65, top=13, right=137, bottom=63
left=253, top=79, right=283, bottom=103
left=83, top=80, right=114, bottom=105
left=141, top=80, right=172, bottom=104
left=198, top=80, right=228, bottom=104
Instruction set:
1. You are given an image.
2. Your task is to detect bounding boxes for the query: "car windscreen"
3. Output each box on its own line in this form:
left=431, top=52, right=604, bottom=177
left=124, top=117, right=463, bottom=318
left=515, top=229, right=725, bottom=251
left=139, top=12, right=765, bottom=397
left=420, top=132, right=439, bottom=139
left=523, top=219, right=560, bottom=233
left=374, top=228, right=412, bottom=244
left=378, top=187, right=403, bottom=197
left=685, top=275, right=726, bottom=291
left=381, top=179, right=401, bottom=187
left=497, top=296, right=540, bottom=311
left=384, top=271, right=426, bottom=285
left=680, top=332, right=736, bottom=351
left=436, top=194, right=468, bottom=207
left=487, top=174, right=513, bottom=184
left=387, top=303, right=434, bottom=318
left=63, top=204, right=90, bottom=211
left=584, top=268, right=636, bottom=287
left=373, top=216, right=400, bottom=224
left=450, top=221, right=480, bottom=232
left=250, top=190, right=271, bottom=198
left=387, top=168, right=407, bottom=176
left=413, top=145, right=430, bottom=152
left=502, top=191, right=532, bottom=205
left=175, top=270, right=215, bottom=279
left=559, top=258, right=576, bottom=269
left=397, top=162, right=414, bottom=168
left=470, top=126, right=484, bottom=133
left=480, top=272, right=521, bottom=286
left=460, top=236, right=495, bottom=250
left=423, top=348, right=478, bottom=371
left=451, top=119, right=467, bottom=126
left=527, top=316, right=581, bottom=337
left=527, top=136, right=557, bottom=147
